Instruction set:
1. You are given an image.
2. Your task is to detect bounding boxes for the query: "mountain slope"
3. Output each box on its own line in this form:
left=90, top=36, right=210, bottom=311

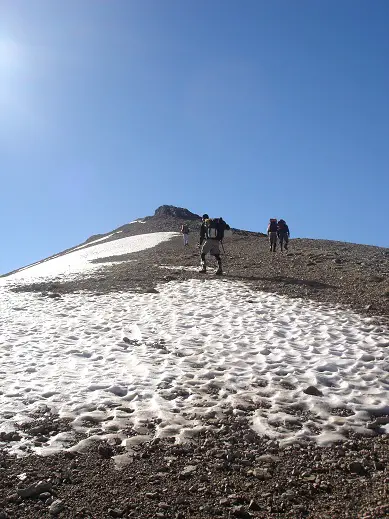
left=3, top=205, right=389, bottom=318
left=1, top=206, right=389, bottom=519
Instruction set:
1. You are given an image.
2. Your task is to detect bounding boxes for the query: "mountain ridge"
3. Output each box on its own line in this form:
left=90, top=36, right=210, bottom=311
left=2, top=206, right=265, bottom=277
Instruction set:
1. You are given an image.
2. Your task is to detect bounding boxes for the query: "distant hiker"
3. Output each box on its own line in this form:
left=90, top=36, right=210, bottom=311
left=277, top=219, right=290, bottom=252
left=267, top=218, right=278, bottom=252
left=181, top=223, right=189, bottom=246
left=199, top=214, right=230, bottom=275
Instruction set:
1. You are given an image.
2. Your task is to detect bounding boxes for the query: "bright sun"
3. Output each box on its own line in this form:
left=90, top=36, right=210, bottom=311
left=0, top=38, right=20, bottom=69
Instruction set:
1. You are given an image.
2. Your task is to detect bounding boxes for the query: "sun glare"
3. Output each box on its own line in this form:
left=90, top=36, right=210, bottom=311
left=0, top=38, right=20, bottom=69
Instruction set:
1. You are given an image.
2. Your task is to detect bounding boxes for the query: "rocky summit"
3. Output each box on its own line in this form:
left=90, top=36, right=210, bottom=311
left=153, top=205, right=202, bottom=220
left=1, top=205, right=389, bottom=519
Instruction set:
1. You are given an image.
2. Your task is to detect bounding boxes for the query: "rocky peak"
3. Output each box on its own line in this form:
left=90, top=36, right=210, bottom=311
left=153, top=205, right=201, bottom=220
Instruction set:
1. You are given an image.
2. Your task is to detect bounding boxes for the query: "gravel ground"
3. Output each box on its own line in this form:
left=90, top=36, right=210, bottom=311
left=2, top=214, right=389, bottom=518
left=1, top=414, right=388, bottom=519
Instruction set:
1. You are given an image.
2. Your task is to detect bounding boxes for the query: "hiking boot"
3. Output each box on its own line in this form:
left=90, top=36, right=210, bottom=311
left=199, top=266, right=206, bottom=274
left=215, top=267, right=223, bottom=276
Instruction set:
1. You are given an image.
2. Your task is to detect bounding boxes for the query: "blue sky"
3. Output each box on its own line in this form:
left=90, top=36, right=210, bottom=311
left=1, top=0, right=388, bottom=274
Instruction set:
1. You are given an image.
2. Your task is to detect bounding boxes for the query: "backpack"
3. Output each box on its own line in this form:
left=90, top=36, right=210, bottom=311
left=277, top=220, right=286, bottom=231
left=204, top=218, right=229, bottom=241
left=181, top=224, right=189, bottom=234
left=268, top=219, right=278, bottom=232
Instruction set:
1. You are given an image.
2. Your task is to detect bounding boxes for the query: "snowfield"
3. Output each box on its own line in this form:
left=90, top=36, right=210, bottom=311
left=0, top=233, right=388, bottom=456
left=3, top=232, right=178, bottom=283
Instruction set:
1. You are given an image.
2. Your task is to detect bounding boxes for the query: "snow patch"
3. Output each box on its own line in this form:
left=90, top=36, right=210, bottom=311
left=0, top=279, right=388, bottom=454
left=2, top=232, right=178, bottom=283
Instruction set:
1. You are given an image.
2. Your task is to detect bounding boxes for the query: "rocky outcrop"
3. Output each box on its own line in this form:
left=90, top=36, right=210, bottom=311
left=153, top=205, right=201, bottom=220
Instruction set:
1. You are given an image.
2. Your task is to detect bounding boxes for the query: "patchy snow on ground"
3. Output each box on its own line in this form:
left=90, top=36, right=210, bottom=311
left=1, top=277, right=388, bottom=455
left=72, top=232, right=122, bottom=251
left=160, top=265, right=200, bottom=272
left=1, top=232, right=178, bottom=284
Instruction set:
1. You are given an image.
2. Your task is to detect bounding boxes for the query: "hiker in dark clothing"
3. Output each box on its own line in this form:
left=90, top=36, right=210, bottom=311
left=181, top=223, right=189, bottom=246
left=267, top=219, right=278, bottom=252
left=199, top=214, right=229, bottom=275
left=277, top=219, right=290, bottom=252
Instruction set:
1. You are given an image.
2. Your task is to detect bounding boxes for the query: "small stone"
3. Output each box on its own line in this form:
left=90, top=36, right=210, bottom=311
left=349, top=461, right=367, bottom=476
left=281, top=490, right=295, bottom=501
left=303, top=386, right=323, bottom=397
left=108, top=509, right=124, bottom=518
left=178, top=465, right=197, bottom=479
left=145, top=492, right=159, bottom=499
left=97, top=443, right=114, bottom=458
left=374, top=461, right=385, bottom=471
left=248, top=499, right=261, bottom=511
left=231, top=506, right=252, bottom=518
left=17, top=481, right=52, bottom=499
left=243, top=432, right=257, bottom=443
left=0, top=431, right=21, bottom=442
left=36, top=435, right=50, bottom=443
left=108, top=386, right=128, bottom=397
left=49, top=499, right=65, bottom=516
left=251, top=468, right=271, bottom=480
left=39, top=492, right=52, bottom=500
left=0, top=511, right=10, bottom=519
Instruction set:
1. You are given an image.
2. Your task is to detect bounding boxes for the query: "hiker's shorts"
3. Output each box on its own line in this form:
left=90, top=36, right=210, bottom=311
left=269, top=232, right=277, bottom=246
left=201, top=239, right=220, bottom=256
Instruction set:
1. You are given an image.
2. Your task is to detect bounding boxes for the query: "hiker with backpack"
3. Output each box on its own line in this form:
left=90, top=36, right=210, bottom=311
left=199, top=214, right=230, bottom=275
left=277, top=219, right=290, bottom=252
left=267, top=218, right=278, bottom=252
left=181, top=223, right=189, bottom=246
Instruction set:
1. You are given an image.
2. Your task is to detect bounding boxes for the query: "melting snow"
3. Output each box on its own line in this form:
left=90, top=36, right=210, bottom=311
left=2, top=232, right=178, bottom=283
left=1, top=276, right=388, bottom=455
left=72, top=232, right=122, bottom=251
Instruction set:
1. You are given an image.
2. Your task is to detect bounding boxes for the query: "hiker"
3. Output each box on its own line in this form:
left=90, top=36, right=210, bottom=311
left=199, top=214, right=230, bottom=275
left=181, top=223, right=189, bottom=246
left=277, top=219, right=290, bottom=252
left=267, top=218, right=278, bottom=252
